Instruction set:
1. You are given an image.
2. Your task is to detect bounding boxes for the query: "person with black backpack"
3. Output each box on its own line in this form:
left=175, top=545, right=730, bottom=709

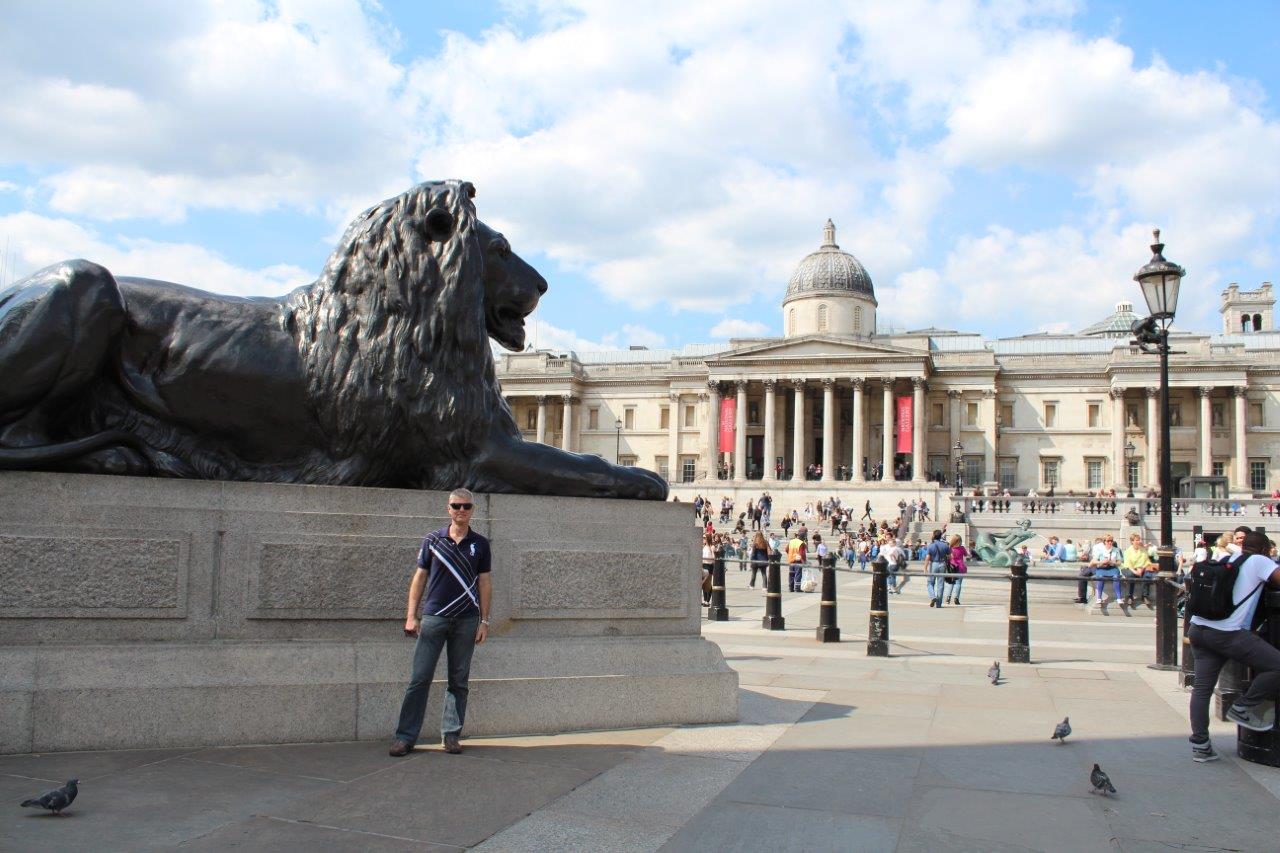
left=1187, top=529, right=1280, bottom=762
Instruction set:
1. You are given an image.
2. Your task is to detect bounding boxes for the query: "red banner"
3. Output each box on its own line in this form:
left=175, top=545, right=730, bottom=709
left=719, top=397, right=736, bottom=448
left=895, top=396, right=913, bottom=455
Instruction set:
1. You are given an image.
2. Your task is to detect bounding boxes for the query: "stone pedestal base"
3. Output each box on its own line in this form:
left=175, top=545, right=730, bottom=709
left=0, top=472, right=737, bottom=754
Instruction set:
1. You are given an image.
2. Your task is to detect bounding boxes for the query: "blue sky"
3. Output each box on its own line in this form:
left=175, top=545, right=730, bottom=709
left=2, top=0, right=1278, bottom=351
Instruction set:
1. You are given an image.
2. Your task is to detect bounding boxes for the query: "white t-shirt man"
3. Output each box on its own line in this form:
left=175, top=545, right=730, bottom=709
left=1190, top=554, right=1277, bottom=632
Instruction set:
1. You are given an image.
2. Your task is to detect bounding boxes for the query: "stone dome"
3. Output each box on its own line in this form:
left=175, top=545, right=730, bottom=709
left=783, top=220, right=876, bottom=305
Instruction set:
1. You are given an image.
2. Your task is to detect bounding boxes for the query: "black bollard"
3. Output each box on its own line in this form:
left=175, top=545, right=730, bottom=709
left=709, top=552, right=729, bottom=622
left=816, top=555, right=840, bottom=643
left=1008, top=555, right=1030, bottom=663
left=1238, top=589, right=1280, bottom=766
left=867, top=554, right=889, bottom=656
left=763, top=554, right=785, bottom=630
left=1180, top=578, right=1195, bottom=689
left=1152, top=548, right=1179, bottom=670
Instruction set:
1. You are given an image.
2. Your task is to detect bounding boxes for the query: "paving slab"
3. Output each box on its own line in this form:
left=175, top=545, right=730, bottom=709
left=184, top=740, right=424, bottom=783
left=660, top=801, right=901, bottom=853
left=0, top=746, right=198, bottom=784
left=900, top=786, right=1117, bottom=852
left=179, top=815, right=454, bottom=851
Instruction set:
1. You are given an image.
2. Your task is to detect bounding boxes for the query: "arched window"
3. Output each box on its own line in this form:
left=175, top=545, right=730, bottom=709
left=1242, top=314, right=1251, bottom=332
left=788, top=308, right=796, bottom=335
left=817, top=303, right=828, bottom=331
left=1254, top=313, right=1263, bottom=331
left=854, top=306, right=862, bottom=331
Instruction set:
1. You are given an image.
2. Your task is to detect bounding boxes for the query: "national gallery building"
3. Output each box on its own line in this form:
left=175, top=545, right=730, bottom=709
left=496, top=222, right=1279, bottom=501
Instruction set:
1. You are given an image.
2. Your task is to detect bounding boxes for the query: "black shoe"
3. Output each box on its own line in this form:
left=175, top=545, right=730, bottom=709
left=389, top=739, right=412, bottom=757
left=1073, top=598, right=1086, bottom=604
left=929, top=600, right=936, bottom=608
left=443, top=733, right=462, bottom=754
left=953, top=598, right=960, bottom=605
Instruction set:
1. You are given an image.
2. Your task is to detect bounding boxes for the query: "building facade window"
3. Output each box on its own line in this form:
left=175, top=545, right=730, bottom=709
left=1044, top=403, right=1057, bottom=428
left=1212, top=461, right=1225, bottom=478
left=1043, top=459, right=1060, bottom=489
left=588, top=407, right=599, bottom=430
left=656, top=455, right=669, bottom=480
left=526, top=409, right=536, bottom=430
left=684, top=404, right=696, bottom=428
left=930, top=402, right=944, bottom=427
left=965, top=402, right=978, bottom=426
left=854, top=306, right=862, bottom=331
left=1086, top=459, right=1103, bottom=490
left=998, top=458, right=1017, bottom=490
left=748, top=401, right=760, bottom=425
left=964, top=456, right=982, bottom=485
left=817, top=303, right=828, bottom=331
left=999, top=403, right=1014, bottom=428
left=928, top=455, right=946, bottom=479
left=1087, top=403, right=1100, bottom=428
left=1126, top=460, right=1140, bottom=491
left=1250, top=460, right=1268, bottom=492
left=1250, top=403, right=1264, bottom=427
left=788, top=308, right=796, bottom=335
left=681, top=457, right=696, bottom=482
left=659, top=407, right=669, bottom=429
left=1211, top=403, right=1225, bottom=428
left=624, top=407, right=635, bottom=430
left=619, top=455, right=638, bottom=467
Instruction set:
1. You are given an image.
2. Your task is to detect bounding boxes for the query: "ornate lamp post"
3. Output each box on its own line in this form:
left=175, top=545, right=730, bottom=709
left=1124, top=440, right=1136, bottom=499
left=1131, top=228, right=1184, bottom=671
left=614, top=418, right=623, bottom=465
left=952, top=439, right=964, bottom=497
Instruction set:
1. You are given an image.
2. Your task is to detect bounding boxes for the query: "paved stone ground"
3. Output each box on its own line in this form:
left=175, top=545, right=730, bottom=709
left=4, top=566, right=1277, bottom=851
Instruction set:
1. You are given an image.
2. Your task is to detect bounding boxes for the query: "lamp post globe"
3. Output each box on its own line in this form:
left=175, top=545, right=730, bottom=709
left=1132, top=228, right=1184, bottom=671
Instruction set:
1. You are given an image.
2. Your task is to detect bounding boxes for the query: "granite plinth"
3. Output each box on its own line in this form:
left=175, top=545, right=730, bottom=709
left=0, top=472, right=737, bottom=753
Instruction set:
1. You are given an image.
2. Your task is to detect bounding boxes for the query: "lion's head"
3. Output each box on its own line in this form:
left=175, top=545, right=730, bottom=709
left=476, top=221, right=547, bottom=352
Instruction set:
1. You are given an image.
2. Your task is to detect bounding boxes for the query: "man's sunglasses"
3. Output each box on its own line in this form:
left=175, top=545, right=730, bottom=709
left=450, top=502, right=473, bottom=511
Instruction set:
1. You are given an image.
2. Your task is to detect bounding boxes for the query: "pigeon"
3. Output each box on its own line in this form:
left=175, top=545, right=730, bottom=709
left=20, top=779, right=78, bottom=815
left=1089, top=764, right=1116, bottom=796
left=988, top=661, right=1001, bottom=685
left=1051, top=716, right=1071, bottom=743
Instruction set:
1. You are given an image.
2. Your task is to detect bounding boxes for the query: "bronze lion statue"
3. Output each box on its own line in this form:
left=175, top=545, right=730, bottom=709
left=0, top=180, right=667, bottom=499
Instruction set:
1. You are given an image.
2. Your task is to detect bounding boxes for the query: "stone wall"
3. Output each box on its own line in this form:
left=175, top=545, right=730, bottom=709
left=0, top=472, right=737, bottom=753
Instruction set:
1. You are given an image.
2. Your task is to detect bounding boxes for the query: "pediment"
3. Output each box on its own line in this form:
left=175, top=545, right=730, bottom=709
left=708, top=334, right=927, bottom=364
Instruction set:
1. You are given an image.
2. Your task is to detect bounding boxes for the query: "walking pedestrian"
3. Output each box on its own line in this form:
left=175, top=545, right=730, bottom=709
left=925, top=530, right=950, bottom=607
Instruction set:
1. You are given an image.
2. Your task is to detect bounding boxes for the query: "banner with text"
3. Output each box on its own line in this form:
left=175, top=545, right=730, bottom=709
left=895, top=395, right=913, bottom=455
left=719, top=397, right=736, bottom=449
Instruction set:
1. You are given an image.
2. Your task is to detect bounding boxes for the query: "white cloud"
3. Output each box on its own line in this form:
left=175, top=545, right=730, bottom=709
left=0, top=211, right=311, bottom=296
left=710, top=317, right=770, bottom=338
left=0, top=0, right=414, bottom=222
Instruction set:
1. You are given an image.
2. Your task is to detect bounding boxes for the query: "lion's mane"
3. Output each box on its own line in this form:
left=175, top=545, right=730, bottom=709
left=288, top=181, right=498, bottom=487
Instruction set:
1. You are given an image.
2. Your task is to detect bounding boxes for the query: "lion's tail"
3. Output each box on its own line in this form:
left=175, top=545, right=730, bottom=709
left=0, top=430, right=145, bottom=469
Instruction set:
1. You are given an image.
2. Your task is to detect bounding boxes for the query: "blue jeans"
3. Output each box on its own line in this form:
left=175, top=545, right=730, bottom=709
left=948, top=576, right=964, bottom=599
left=788, top=563, right=803, bottom=591
left=395, top=614, right=479, bottom=744
left=1093, top=567, right=1122, bottom=601
left=926, top=560, right=949, bottom=603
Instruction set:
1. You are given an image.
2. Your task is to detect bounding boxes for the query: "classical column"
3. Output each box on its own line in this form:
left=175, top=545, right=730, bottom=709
left=851, top=378, right=865, bottom=483
left=911, top=377, right=926, bottom=482
left=1111, top=387, right=1127, bottom=488
left=1233, top=386, right=1248, bottom=490
left=667, top=392, right=681, bottom=483
left=1146, top=387, right=1159, bottom=488
left=705, top=381, right=720, bottom=479
left=881, top=379, right=895, bottom=476
left=982, top=389, right=997, bottom=486
left=821, top=379, right=836, bottom=481
left=561, top=395, right=574, bottom=452
left=1198, top=386, right=1213, bottom=476
left=734, top=380, right=748, bottom=480
left=535, top=395, right=547, bottom=444
left=792, top=379, right=806, bottom=480
left=947, top=390, right=961, bottom=466
left=762, top=380, right=777, bottom=481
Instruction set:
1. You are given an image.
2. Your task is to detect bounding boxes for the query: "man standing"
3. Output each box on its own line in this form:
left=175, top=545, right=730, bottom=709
left=390, top=488, right=491, bottom=757
left=1188, top=529, right=1280, bottom=762
left=925, top=530, right=951, bottom=608
left=786, top=530, right=806, bottom=593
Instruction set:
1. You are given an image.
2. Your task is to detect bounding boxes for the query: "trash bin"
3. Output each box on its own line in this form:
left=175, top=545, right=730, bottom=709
left=1238, top=589, right=1280, bottom=767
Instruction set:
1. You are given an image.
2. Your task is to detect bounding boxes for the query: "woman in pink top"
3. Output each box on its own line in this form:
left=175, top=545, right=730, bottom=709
left=947, top=534, right=968, bottom=605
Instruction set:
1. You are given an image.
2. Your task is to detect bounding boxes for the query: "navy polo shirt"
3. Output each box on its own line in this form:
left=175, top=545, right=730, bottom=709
left=417, top=526, right=491, bottom=618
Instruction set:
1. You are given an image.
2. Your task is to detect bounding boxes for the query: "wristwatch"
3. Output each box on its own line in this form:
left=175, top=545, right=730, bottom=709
left=480, top=618, right=490, bottom=626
